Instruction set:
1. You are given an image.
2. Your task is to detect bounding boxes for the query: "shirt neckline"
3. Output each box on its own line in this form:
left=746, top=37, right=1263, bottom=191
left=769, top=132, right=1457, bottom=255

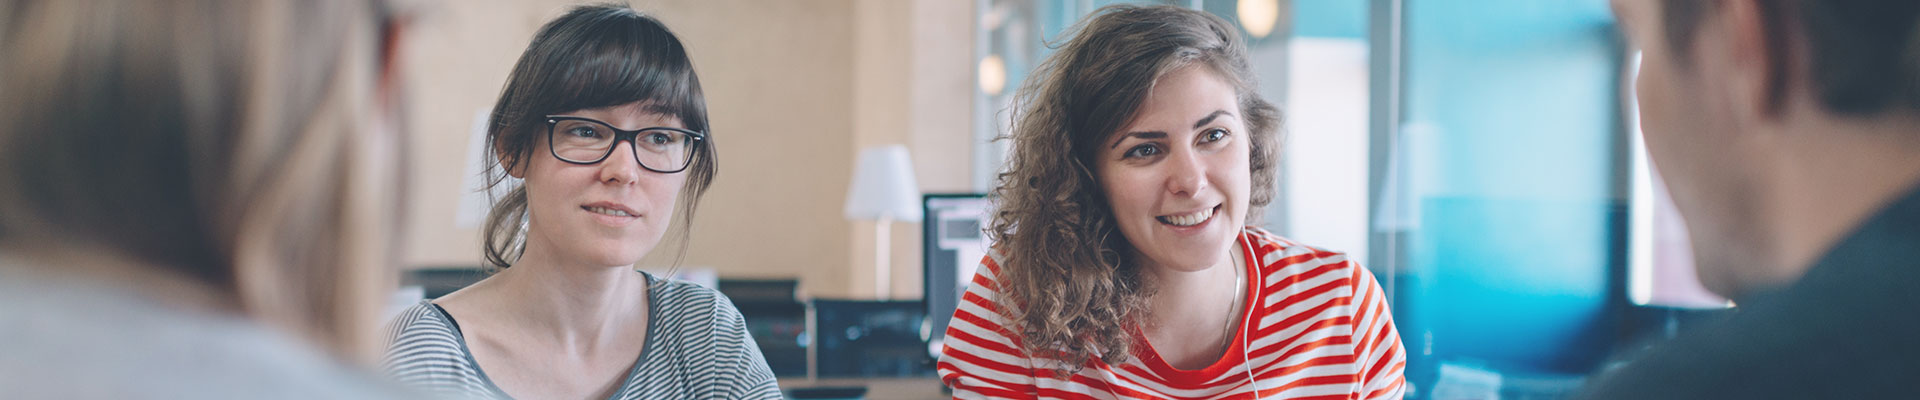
left=428, top=270, right=664, bottom=400
left=1131, top=229, right=1263, bottom=383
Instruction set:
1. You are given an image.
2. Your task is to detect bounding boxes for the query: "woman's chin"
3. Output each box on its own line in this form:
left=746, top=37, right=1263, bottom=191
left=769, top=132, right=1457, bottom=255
left=1139, top=246, right=1233, bottom=273
left=570, top=248, right=649, bottom=269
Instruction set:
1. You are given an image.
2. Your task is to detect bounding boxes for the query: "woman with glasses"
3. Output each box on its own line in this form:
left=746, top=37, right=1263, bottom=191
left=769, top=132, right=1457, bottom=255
left=381, top=4, right=779, bottom=399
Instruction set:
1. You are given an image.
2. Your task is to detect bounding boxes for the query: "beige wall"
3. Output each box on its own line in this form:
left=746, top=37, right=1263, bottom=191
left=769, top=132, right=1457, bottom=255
left=399, top=1, right=974, bottom=299
left=849, top=0, right=979, bottom=299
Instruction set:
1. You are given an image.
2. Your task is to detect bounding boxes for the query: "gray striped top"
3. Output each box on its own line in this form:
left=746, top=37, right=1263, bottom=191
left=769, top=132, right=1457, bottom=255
left=379, top=272, right=781, bottom=399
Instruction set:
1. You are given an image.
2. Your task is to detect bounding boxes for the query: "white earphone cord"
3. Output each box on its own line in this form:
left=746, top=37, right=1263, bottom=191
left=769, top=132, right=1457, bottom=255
left=1241, top=235, right=1260, bottom=400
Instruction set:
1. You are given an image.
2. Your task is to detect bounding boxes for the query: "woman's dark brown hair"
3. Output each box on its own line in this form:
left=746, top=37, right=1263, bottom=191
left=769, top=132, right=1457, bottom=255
left=989, top=4, right=1281, bottom=372
left=480, top=3, right=715, bottom=270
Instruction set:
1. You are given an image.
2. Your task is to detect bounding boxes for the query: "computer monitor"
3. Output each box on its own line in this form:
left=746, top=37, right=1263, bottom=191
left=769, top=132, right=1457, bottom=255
left=921, top=193, right=991, bottom=358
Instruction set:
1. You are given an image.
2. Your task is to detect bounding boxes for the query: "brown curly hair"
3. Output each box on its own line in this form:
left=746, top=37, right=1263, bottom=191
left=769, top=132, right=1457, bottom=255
left=987, top=4, right=1281, bottom=373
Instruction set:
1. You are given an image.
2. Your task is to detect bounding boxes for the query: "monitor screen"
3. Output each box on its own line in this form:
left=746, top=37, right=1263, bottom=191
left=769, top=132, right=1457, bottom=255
left=921, top=193, right=991, bottom=358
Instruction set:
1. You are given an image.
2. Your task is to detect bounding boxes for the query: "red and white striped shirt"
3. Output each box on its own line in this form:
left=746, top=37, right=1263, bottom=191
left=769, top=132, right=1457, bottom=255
left=937, top=227, right=1406, bottom=400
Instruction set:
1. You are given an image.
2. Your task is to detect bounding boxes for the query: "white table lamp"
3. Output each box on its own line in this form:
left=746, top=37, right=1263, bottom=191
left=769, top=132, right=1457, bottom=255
left=844, top=145, right=923, bottom=299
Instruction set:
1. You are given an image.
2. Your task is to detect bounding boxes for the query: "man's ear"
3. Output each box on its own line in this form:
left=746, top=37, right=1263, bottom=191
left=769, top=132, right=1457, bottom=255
left=1716, top=0, right=1795, bottom=121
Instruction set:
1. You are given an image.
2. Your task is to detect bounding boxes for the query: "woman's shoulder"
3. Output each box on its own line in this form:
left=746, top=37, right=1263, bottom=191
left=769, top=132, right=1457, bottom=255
left=383, top=300, right=458, bottom=345
left=642, top=273, right=751, bottom=335
left=379, top=300, right=474, bottom=372
left=1239, top=226, right=1360, bottom=273
left=637, top=273, right=764, bottom=356
left=645, top=273, right=734, bottom=314
left=971, top=246, right=1011, bottom=282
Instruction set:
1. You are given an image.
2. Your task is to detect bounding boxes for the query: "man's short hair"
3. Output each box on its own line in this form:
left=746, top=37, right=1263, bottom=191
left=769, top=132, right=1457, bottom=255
left=1661, top=0, right=1920, bottom=116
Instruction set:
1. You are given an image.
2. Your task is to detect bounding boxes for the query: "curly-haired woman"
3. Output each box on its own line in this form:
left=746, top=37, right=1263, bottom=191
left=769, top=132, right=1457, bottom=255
left=936, top=5, right=1406, bottom=399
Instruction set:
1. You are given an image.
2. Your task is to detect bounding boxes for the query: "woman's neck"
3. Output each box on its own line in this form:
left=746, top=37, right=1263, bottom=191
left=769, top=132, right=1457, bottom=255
left=1138, top=237, right=1248, bottom=368
left=1145, top=247, right=1241, bottom=324
left=1144, top=234, right=1251, bottom=315
left=476, top=244, right=650, bottom=353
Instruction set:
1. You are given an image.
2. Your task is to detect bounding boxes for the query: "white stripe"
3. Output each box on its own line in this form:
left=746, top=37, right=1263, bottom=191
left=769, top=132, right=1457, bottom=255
left=379, top=276, right=780, bottom=399
left=936, top=229, right=1406, bottom=400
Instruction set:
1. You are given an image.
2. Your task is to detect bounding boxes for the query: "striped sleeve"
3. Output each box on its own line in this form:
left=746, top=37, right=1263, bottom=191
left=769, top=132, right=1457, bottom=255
left=378, top=302, right=495, bottom=399
left=707, top=292, right=784, bottom=399
left=936, top=253, right=1041, bottom=399
left=1347, top=262, right=1407, bottom=400
left=619, top=283, right=784, bottom=400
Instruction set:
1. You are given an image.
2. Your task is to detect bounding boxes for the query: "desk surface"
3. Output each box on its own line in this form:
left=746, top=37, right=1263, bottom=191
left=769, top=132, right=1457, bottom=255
left=779, top=377, right=948, bottom=400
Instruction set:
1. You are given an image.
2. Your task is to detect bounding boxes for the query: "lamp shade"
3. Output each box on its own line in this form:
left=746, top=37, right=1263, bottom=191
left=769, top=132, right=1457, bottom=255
left=844, top=145, right=923, bottom=222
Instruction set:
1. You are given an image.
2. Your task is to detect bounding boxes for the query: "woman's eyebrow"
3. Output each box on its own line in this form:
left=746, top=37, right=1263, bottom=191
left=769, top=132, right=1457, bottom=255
left=1110, top=131, right=1168, bottom=148
left=643, top=103, right=679, bottom=116
left=1192, top=110, right=1233, bottom=129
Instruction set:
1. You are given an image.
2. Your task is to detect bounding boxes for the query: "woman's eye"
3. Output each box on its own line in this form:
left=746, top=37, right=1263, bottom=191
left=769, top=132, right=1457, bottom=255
left=643, top=132, right=677, bottom=145
left=567, top=126, right=602, bottom=138
left=1123, top=143, right=1160, bottom=159
left=1201, top=128, right=1229, bottom=143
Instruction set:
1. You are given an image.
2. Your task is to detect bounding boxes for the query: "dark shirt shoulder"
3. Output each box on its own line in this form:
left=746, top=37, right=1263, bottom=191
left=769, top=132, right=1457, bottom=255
left=1578, top=186, right=1920, bottom=399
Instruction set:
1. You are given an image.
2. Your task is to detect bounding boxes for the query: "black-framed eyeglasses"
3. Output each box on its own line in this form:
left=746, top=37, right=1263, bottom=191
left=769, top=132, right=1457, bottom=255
left=544, top=116, right=705, bottom=173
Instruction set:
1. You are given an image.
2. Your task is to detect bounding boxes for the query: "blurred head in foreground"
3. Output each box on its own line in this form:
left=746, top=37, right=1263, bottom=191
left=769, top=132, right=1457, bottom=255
left=1590, top=0, right=1920, bottom=398
left=1614, top=0, right=1920, bottom=299
left=0, top=0, right=409, bottom=386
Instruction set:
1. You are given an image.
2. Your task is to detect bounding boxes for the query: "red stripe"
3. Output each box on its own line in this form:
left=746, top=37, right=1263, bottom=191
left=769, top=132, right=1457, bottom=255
left=1349, top=267, right=1379, bottom=357
left=937, top=360, right=1036, bottom=398
left=945, top=325, right=1024, bottom=362
left=1362, top=364, right=1407, bottom=399
left=1248, top=315, right=1353, bottom=363
left=1034, top=387, right=1109, bottom=400
left=1250, top=293, right=1347, bottom=342
left=1361, top=328, right=1400, bottom=384
left=1065, top=370, right=1165, bottom=399
left=972, top=271, right=999, bottom=292
left=934, top=230, right=1405, bottom=399
left=1253, top=351, right=1355, bottom=382
left=948, top=309, right=1024, bottom=350
left=1259, top=261, right=1348, bottom=300
left=1363, top=310, right=1395, bottom=358
left=941, top=341, right=1033, bottom=379
left=938, top=359, right=1043, bottom=399
left=1254, top=373, right=1364, bottom=397
left=962, top=289, right=998, bottom=314
left=1258, top=277, right=1351, bottom=325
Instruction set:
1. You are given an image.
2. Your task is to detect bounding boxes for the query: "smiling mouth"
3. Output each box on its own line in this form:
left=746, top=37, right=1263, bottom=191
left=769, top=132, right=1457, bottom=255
left=584, top=206, right=634, bottom=217
left=1157, top=205, right=1217, bottom=227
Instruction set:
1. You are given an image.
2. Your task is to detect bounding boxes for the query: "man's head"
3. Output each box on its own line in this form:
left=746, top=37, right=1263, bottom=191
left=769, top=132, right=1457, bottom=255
left=1612, top=0, right=1920, bottom=297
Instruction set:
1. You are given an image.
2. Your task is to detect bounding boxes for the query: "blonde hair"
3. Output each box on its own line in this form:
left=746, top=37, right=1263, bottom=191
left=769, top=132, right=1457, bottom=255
left=988, top=4, right=1281, bottom=372
left=0, top=0, right=403, bottom=361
